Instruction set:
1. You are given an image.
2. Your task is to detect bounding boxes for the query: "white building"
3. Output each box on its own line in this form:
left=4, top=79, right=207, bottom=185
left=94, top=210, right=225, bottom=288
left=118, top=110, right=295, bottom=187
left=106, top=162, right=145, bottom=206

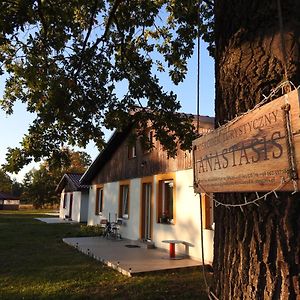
left=0, top=192, right=20, bottom=210
left=56, top=173, right=89, bottom=223
left=80, top=116, right=215, bottom=264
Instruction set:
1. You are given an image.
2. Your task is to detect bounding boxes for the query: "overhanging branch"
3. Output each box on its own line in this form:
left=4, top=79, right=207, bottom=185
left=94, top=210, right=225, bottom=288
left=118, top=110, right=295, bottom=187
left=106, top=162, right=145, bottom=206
left=74, top=0, right=124, bottom=78
left=74, top=0, right=101, bottom=77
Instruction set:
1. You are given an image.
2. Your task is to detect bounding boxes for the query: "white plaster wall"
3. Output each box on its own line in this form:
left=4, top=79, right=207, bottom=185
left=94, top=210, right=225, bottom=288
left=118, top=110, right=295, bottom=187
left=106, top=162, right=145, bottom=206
left=86, top=170, right=214, bottom=264
left=151, top=169, right=214, bottom=263
left=80, top=191, right=89, bottom=222
left=59, top=190, right=71, bottom=219
left=119, top=178, right=140, bottom=240
left=87, top=185, right=97, bottom=225
left=59, top=191, right=65, bottom=219
left=3, top=200, right=19, bottom=205
left=71, top=191, right=81, bottom=222
left=88, top=182, right=120, bottom=225
left=102, top=182, right=119, bottom=222
left=59, top=192, right=82, bottom=222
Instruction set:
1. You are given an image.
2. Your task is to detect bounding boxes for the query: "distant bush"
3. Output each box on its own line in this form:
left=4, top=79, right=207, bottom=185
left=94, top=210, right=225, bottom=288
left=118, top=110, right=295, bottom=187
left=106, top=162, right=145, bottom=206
left=77, top=224, right=104, bottom=237
left=19, top=204, right=34, bottom=210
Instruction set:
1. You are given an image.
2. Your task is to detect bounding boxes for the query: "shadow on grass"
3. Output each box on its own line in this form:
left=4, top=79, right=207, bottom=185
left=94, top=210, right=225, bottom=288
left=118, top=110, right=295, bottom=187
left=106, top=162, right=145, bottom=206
left=0, top=211, right=210, bottom=299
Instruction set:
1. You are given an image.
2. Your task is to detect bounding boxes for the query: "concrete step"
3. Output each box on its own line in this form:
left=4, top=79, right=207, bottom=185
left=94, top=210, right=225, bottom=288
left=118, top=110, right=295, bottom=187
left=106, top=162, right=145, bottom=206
left=139, top=239, right=156, bottom=249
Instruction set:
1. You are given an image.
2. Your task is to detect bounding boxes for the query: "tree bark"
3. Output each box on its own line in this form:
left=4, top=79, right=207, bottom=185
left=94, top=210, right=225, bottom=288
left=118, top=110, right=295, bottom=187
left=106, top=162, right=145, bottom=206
left=213, top=0, right=300, bottom=299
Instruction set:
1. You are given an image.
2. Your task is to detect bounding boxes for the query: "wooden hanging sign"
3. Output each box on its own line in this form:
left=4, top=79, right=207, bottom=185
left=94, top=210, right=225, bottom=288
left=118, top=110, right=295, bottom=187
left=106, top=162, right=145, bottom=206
left=193, top=89, right=300, bottom=193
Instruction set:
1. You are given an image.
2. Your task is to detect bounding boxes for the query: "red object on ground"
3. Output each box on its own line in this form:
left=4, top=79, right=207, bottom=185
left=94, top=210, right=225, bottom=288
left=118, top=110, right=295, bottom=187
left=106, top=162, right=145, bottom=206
left=169, top=243, right=175, bottom=258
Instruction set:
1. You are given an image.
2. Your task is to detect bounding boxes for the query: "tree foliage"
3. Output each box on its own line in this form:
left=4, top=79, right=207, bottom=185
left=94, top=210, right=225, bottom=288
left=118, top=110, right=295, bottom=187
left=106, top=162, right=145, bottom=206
left=0, top=0, right=214, bottom=172
left=21, top=149, right=91, bottom=207
left=11, top=178, right=23, bottom=197
left=0, top=168, right=13, bottom=193
left=22, top=165, right=57, bottom=207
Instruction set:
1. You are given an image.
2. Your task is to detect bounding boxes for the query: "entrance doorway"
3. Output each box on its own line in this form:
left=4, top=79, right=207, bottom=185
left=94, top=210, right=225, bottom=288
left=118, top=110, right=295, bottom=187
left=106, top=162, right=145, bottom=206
left=141, top=183, right=152, bottom=241
left=69, top=193, right=73, bottom=220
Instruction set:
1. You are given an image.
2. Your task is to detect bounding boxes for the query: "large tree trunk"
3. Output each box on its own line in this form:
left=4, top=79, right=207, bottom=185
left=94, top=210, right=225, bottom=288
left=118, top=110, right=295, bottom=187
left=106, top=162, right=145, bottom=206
left=213, top=1, right=300, bottom=299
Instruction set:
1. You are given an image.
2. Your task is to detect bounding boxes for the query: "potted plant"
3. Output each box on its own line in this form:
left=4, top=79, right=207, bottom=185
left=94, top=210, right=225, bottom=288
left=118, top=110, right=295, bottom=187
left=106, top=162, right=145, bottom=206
left=160, top=211, right=169, bottom=223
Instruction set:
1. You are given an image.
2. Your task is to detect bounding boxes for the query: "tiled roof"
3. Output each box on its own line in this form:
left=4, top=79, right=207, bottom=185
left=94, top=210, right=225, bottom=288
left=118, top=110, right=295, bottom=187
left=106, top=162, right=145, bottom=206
left=55, top=173, right=89, bottom=193
left=0, top=192, right=19, bottom=200
left=66, top=173, right=90, bottom=189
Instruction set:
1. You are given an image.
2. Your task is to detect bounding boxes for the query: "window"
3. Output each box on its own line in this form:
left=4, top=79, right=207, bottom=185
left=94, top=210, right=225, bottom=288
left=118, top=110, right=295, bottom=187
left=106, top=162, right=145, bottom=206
left=157, top=177, right=175, bottom=224
left=128, top=143, right=137, bottom=159
left=95, top=187, right=104, bottom=215
left=143, top=129, right=154, bottom=154
left=119, top=184, right=130, bottom=219
left=63, top=193, right=67, bottom=208
left=149, top=130, right=153, bottom=143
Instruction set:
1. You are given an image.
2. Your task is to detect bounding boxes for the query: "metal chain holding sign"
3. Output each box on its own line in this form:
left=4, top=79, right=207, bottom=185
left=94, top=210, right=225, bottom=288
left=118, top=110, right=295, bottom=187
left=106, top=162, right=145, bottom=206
left=193, top=82, right=300, bottom=209
left=281, top=95, right=299, bottom=186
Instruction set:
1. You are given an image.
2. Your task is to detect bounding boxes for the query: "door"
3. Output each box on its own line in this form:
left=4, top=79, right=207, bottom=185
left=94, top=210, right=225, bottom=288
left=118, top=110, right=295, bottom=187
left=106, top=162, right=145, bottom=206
left=69, top=193, right=73, bottom=220
left=141, top=183, right=152, bottom=241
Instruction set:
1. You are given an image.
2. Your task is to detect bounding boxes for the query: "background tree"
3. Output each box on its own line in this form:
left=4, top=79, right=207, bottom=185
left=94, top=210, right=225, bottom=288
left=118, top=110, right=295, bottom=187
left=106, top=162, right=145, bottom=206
left=21, top=165, right=57, bottom=207
left=0, top=0, right=207, bottom=172
left=0, top=168, right=13, bottom=193
left=62, top=150, right=92, bottom=174
left=11, top=178, right=23, bottom=197
left=21, top=149, right=91, bottom=207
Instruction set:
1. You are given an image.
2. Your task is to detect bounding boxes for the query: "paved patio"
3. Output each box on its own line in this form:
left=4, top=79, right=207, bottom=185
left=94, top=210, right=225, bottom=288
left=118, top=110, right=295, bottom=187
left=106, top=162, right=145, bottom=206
left=35, top=217, right=77, bottom=224
left=63, top=236, right=202, bottom=276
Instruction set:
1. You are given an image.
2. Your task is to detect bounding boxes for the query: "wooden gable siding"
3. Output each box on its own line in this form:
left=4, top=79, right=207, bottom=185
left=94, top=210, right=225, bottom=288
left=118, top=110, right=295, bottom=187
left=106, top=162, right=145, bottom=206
left=92, top=120, right=214, bottom=185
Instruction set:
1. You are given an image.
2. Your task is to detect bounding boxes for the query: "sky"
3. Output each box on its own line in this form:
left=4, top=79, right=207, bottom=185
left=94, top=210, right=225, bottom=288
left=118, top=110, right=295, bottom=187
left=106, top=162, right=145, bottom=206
left=0, top=40, right=215, bottom=182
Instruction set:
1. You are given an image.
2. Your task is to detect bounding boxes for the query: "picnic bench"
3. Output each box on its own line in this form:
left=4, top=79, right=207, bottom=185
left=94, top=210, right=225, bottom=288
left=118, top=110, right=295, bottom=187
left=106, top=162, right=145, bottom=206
left=162, top=240, right=194, bottom=259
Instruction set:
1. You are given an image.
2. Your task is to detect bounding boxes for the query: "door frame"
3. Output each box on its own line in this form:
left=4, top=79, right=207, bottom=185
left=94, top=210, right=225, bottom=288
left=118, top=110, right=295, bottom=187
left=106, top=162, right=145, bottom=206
left=140, top=177, right=154, bottom=241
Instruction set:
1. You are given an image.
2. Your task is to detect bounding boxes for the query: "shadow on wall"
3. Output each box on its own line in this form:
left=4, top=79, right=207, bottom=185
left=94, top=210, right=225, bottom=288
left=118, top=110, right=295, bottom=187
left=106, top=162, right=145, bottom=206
left=155, top=178, right=214, bottom=262
left=102, top=183, right=119, bottom=222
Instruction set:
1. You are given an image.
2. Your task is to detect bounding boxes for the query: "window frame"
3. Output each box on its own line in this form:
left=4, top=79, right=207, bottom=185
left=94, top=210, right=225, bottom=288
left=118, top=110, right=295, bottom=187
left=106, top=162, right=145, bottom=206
left=143, top=129, right=154, bottom=154
left=119, top=180, right=130, bottom=219
left=95, top=185, right=104, bottom=216
left=156, top=173, right=176, bottom=225
left=128, top=143, right=137, bottom=159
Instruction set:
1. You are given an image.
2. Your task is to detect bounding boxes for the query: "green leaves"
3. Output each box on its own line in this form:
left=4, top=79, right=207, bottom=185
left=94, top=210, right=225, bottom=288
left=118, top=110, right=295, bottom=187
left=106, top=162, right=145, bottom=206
left=0, top=168, right=13, bottom=193
left=4, top=147, right=32, bottom=174
left=0, top=0, right=215, bottom=172
left=21, top=149, right=91, bottom=207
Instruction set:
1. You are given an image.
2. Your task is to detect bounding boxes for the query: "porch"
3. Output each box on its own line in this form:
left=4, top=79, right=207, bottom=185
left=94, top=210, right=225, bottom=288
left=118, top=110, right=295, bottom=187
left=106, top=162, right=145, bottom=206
left=36, top=217, right=78, bottom=224
left=63, top=236, right=202, bottom=276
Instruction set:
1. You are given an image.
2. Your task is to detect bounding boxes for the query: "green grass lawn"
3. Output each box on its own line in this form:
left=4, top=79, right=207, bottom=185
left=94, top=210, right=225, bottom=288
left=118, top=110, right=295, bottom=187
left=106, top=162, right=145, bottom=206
left=0, top=211, right=210, bottom=299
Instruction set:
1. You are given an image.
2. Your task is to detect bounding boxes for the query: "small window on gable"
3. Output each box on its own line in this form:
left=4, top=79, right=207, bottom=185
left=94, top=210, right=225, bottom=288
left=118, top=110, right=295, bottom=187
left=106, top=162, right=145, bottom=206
left=119, top=184, right=130, bottom=219
left=158, top=179, right=174, bottom=224
left=128, top=143, right=137, bottom=159
left=143, top=129, right=154, bottom=154
left=63, top=193, right=67, bottom=209
left=95, top=187, right=104, bottom=215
